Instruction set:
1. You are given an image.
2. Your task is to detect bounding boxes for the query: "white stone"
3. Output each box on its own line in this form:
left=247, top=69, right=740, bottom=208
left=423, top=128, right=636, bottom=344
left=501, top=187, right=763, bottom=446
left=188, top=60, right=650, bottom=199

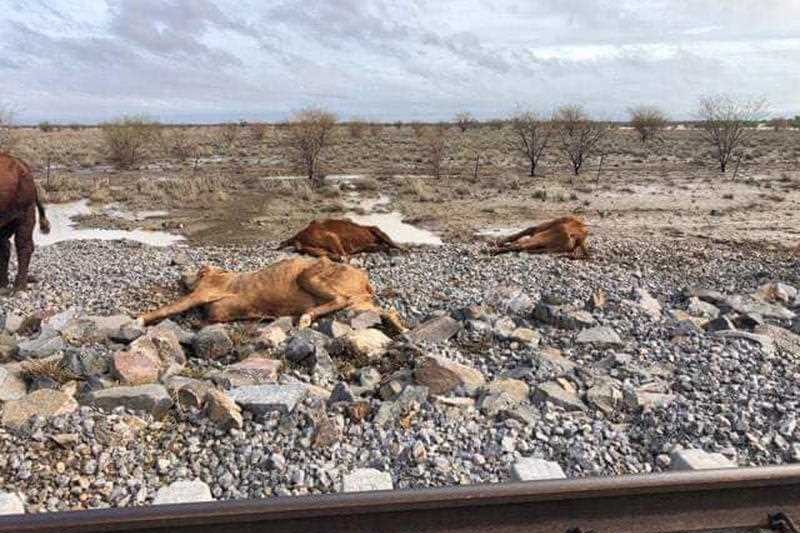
left=670, top=449, right=736, bottom=471
left=511, top=458, right=566, bottom=481
left=340, top=468, right=393, bottom=492
left=153, top=480, right=213, bottom=505
left=0, top=492, right=25, bottom=515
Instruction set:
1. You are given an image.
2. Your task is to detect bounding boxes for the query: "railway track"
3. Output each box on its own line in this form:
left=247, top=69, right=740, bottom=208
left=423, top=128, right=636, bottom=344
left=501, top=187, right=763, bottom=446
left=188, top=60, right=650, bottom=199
left=2, top=465, right=799, bottom=533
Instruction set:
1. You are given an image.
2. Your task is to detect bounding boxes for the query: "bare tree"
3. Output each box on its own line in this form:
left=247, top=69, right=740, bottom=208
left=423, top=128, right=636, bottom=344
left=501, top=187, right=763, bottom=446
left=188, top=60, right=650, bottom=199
left=100, top=115, right=161, bottom=169
left=553, top=105, right=607, bottom=176
left=0, top=103, right=16, bottom=153
left=697, top=95, right=767, bottom=173
left=454, top=112, right=475, bottom=132
left=287, top=108, right=337, bottom=186
left=420, top=127, right=447, bottom=179
left=347, top=118, right=368, bottom=139
left=217, top=123, right=240, bottom=155
left=508, top=111, right=552, bottom=177
left=628, top=105, right=668, bottom=143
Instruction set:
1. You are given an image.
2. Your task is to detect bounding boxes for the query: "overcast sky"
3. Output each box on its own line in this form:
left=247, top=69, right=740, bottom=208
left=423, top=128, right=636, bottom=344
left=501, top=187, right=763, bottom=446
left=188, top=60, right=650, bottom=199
left=1, top=0, right=799, bottom=124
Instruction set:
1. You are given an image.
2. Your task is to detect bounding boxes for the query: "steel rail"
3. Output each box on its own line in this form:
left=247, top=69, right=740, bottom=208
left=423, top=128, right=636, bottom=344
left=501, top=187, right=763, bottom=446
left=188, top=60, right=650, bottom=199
left=2, top=464, right=799, bottom=533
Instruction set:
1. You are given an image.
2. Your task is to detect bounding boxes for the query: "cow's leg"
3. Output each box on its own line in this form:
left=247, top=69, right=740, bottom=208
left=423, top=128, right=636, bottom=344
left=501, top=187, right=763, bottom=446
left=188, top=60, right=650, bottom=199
left=0, top=237, right=10, bottom=289
left=12, top=207, right=36, bottom=293
left=139, top=291, right=220, bottom=325
left=295, top=264, right=354, bottom=327
left=294, top=243, right=340, bottom=261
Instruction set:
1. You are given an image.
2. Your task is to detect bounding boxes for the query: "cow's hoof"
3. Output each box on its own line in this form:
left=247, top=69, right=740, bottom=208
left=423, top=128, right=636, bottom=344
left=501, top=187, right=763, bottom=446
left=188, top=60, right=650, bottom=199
left=298, top=314, right=312, bottom=329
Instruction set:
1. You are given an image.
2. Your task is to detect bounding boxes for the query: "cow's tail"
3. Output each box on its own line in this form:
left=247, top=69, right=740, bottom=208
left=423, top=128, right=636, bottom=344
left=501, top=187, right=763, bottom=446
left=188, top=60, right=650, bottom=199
left=369, top=227, right=404, bottom=251
left=35, top=191, right=51, bottom=234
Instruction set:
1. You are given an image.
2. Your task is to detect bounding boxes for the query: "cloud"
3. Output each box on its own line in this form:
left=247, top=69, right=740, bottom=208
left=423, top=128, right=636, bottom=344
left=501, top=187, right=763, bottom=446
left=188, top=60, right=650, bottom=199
left=1, top=0, right=798, bottom=123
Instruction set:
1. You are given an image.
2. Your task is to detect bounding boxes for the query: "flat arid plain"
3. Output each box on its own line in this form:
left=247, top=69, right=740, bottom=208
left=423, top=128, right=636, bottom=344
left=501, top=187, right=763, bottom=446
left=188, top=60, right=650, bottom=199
left=1, top=122, right=800, bottom=512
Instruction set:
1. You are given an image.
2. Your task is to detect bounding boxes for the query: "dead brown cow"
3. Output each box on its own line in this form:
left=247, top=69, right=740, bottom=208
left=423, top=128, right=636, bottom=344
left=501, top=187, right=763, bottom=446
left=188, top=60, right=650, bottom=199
left=139, top=256, right=405, bottom=332
left=491, top=216, right=590, bottom=259
left=278, top=218, right=403, bottom=261
left=0, top=153, right=50, bottom=294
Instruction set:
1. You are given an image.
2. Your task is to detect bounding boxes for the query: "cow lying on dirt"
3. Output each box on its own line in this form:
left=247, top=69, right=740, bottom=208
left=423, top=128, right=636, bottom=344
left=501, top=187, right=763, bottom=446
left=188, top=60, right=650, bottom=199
left=0, top=153, right=50, bottom=294
left=491, top=216, right=590, bottom=259
left=139, top=256, right=406, bottom=332
left=278, top=219, right=403, bottom=262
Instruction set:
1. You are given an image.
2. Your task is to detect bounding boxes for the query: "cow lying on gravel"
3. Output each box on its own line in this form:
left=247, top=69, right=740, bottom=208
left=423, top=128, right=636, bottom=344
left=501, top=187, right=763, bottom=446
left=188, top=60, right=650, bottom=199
left=278, top=218, right=403, bottom=262
left=0, top=153, right=51, bottom=295
left=139, top=256, right=406, bottom=331
left=491, top=216, right=590, bottom=259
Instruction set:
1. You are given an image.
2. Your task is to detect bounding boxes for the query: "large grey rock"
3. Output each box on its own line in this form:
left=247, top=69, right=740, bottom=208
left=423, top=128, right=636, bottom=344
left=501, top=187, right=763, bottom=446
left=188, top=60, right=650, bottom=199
left=712, top=330, right=775, bottom=355
left=756, top=282, right=798, bottom=305
left=633, top=288, right=662, bottom=320
left=508, top=327, right=541, bottom=346
left=407, top=316, right=461, bottom=344
left=17, top=331, right=65, bottom=359
left=153, top=480, right=214, bottom=505
left=670, top=449, right=736, bottom=471
left=193, top=324, right=234, bottom=359
left=511, top=458, right=566, bottom=481
left=484, top=285, right=534, bottom=315
left=413, top=355, right=485, bottom=395
left=533, top=347, right=577, bottom=375
left=0, top=492, right=25, bottom=515
left=483, top=378, right=529, bottom=403
left=315, top=319, right=353, bottom=339
left=41, top=308, right=81, bottom=334
left=535, top=380, right=586, bottom=411
left=151, top=319, right=195, bottom=345
left=1, top=389, right=78, bottom=429
left=723, top=294, right=795, bottom=320
left=349, top=310, right=382, bottom=330
left=576, top=326, right=622, bottom=346
left=228, top=384, right=308, bottom=415
left=0, top=365, right=27, bottom=402
left=534, top=303, right=595, bottom=330
left=374, top=385, right=429, bottom=426
left=212, top=357, right=282, bottom=388
left=88, top=384, right=173, bottom=419
left=684, top=288, right=726, bottom=305
left=587, top=380, right=623, bottom=414
left=253, top=324, right=287, bottom=349
left=284, top=329, right=330, bottom=364
left=704, top=316, right=736, bottom=332
left=340, top=468, right=393, bottom=492
left=85, top=314, right=136, bottom=340
left=686, top=297, right=720, bottom=319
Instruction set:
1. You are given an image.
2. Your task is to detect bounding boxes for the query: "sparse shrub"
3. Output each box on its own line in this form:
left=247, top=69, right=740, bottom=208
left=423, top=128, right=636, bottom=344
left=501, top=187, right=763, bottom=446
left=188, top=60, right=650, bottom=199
left=163, top=128, right=200, bottom=163
left=217, top=123, right=240, bottom=154
left=420, top=128, right=447, bottom=179
left=553, top=105, right=607, bottom=176
left=347, top=118, right=368, bottom=139
left=532, top=189, right=548, bottom=201
left=454, top=112, right=475, bottom=132
left=792, top=116, right=800, bottom=129
left=767, top=118, right=790, bottom=131
left=249, top=122, right=269, bottom=142
left=697, top=94, right=767, bottom=173
left=38, top=121, right=54, bottom=133
left=100, top=115, right=161, bottom=169
left=508, top=111, right=552, bottom=177
left=352, top=176, right=379, bottom=191
left=628, top=106, right=667, bottom=143
left=286, top=108, right=337, bottom=187
left=0, top=103, right=16, bottom=152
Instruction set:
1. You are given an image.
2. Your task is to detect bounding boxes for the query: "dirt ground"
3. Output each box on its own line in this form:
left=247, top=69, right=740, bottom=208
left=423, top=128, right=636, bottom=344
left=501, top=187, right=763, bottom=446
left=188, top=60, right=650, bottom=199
left=8, top=124, right=800, bottom=251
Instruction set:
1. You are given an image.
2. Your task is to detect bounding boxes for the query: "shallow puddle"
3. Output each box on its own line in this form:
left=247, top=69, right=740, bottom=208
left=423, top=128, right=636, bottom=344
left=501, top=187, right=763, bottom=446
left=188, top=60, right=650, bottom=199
left=35, top=200, right=184, bottom=247
left=346, top=211, right=443, bottom=246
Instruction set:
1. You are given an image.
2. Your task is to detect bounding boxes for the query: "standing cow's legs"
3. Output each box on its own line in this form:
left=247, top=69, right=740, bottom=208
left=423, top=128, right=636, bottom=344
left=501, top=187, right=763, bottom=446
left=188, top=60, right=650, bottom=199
left=0, top=237, right=10, bottom=288
left=12, top=207, right=36, bottom=293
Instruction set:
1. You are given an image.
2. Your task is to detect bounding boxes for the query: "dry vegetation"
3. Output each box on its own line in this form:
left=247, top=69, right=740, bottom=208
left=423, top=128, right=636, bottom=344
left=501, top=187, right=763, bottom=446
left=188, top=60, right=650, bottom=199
left=3, top=96, right=799, bottom=247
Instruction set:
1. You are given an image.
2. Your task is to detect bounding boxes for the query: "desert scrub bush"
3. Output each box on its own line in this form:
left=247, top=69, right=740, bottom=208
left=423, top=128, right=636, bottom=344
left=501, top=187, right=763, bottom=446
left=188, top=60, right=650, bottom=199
left=249, top=122, right=269, bottom=142
left=628, top=106, right=667, bottom=143
left=162, top=127, right=198, bottom=163
left=286, top=108, right=337, bottom=187
left=216, top=123, right=240, bottom=155
left=697, top=94, right=767, bottom=173
left=37, top=121, right=54, bottom=133
left=101, top=115, right=161, bottom=169
left=400, top=178, right=435, bottom=202
left=508, top=111, right=551, bottom=177
left=420, top=128, right=448, bottom=179
left=347, top=118, right=368, bottom=139
left=532, top=189, right=548, bottom=201
left=454, top=112, right=475, bottom=132
left=553, top=105, right=607, bottom=176
left=352, top=176, right=379, bottom=191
